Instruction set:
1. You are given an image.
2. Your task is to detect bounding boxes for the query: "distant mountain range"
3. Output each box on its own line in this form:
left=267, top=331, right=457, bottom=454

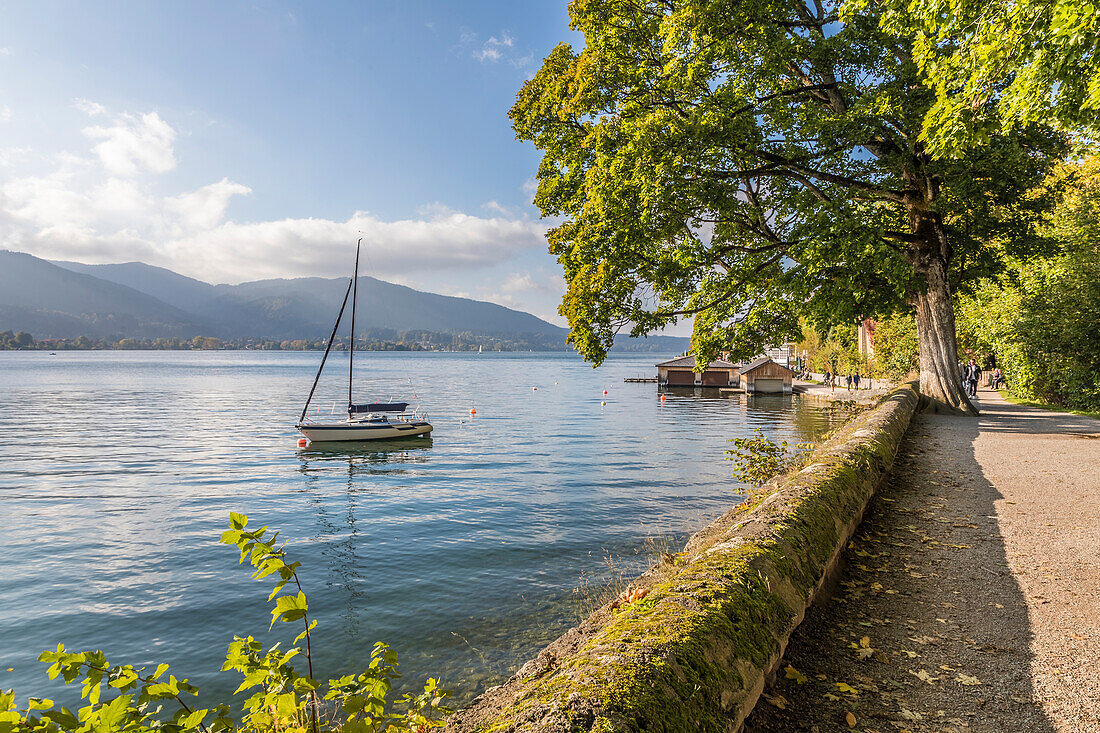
left=0, top=250, right=689, bottom=352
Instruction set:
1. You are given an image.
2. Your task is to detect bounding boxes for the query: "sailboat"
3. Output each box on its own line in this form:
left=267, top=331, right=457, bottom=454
left=295, top=240, right=433, bottom=443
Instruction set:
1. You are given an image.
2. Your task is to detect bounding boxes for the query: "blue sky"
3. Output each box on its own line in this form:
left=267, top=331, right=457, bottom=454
left=0, top=1, right=587, bottom=323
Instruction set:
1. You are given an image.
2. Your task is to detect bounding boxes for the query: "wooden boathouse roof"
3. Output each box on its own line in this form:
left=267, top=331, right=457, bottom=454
left=739, top=356, right=795, bottom=374
left=655, top=355, right=741, bottom=369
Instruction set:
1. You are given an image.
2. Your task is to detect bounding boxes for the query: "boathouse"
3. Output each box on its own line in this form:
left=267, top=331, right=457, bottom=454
left=656, top=355, right=741, bottom=387
left=739, top=357, right=795, bottom=393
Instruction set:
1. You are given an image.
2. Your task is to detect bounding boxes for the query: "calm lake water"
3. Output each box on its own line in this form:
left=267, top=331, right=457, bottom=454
left=0, top=351, right=850, bottom=705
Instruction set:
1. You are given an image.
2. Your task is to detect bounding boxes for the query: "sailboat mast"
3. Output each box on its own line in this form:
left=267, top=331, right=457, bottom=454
left=348, top=239, right=360, bottom=412
left=298, top=278, right=353, bottom=425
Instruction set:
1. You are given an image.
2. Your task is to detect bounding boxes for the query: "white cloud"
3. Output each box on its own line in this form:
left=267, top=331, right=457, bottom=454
left=74, top=98, right=108, bottom=117
left=83, top=111, right=176, bottom=176
left=165, top=178, right=253, bottom=231
left=465, top=31, right=531, bottom=67
left=500, top=272, right=540, bottom=294
left=474, top=32, right=514, bottom=62
left=473, top=270, right=565, bottom=317
left=0, top=47, right=11, bottom=57
left=0, top=107, right=548, bottom=286
left=0, top=106, right=11, bottom=123
left=0, top=146, right=32, bottom=167
left=482, top=199, right=517, bottom=217
left=162, top=209, right=547, bottom=284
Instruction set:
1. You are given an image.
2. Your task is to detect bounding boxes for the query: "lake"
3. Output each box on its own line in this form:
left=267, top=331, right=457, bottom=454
left=0, top=350, right=850, bottom=706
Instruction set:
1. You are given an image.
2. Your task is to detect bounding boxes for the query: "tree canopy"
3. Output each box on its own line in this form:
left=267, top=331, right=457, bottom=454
left=512, top=0, right=1064, bottom=412
left=872, top=0, right=1100, bottom=155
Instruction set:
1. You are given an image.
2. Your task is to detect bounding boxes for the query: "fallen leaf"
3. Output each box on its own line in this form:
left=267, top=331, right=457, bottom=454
left=899, top=708, right=922, bottom=721
left=835, top=682, right=860, bottom=695
left=785, top=665, right=808, bottom=684
left=957, top=673, right=981, bottom=686
left=763, top=693, right=788, bottom=710
left=823, top=692, right=840, bottom=701
left=845, top=711, right=857, bottom=728
left=901, top=650, right=918, bottom=658
left=909, top=669, right=938, bottom=684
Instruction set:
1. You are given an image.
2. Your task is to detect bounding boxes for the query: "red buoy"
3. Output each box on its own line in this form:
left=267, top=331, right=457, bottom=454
left=470, top=408, right=477, bottom=415
left=297, top=437, right=308, bottom=447
left=603, top=390, right=608, bottom=395
left=660, top=394, right=667, bottom=402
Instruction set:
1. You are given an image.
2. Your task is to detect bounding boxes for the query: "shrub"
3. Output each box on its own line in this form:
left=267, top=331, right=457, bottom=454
left=0, top=514, right=450, bottom=733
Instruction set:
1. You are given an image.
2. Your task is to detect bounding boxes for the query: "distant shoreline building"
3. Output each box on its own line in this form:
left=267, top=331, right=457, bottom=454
left=655, top=355, right=741, bottom=387
left=655, top=355, right=795, bottom=393
left=737, top=357, right=795, bottom=394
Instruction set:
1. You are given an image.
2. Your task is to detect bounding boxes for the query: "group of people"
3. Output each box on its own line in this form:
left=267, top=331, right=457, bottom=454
left=961, top=359, right=1006, bottom=397
left=822, top=370, right=863, bottom=391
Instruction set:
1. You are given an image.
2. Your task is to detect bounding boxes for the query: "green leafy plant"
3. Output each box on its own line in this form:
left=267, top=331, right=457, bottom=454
left=726, top=429, right=815, bottom=490
left=0, top=513, right=450, bottom=733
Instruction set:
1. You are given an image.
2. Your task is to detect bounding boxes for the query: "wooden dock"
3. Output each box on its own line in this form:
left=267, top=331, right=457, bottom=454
left=624, top=377, right=658, bottom=383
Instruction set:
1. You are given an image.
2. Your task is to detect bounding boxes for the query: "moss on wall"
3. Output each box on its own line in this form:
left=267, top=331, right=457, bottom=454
left=447, top=383, right=920, bottom=733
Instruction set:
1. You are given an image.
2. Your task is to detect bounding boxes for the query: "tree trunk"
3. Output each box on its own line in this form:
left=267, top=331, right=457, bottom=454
left=913, top=257, right=977, bottom=414
left=908, top=204, right=977, bottom=415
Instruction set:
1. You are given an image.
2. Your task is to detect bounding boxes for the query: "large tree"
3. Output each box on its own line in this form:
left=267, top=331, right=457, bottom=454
left=511, top=0, right=1063, bottom=413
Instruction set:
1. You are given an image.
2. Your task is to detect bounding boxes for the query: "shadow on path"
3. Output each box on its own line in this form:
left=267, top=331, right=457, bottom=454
left=976, top=397, right=1100, bottom=437
left=743, top=406, right=1057, bottom=732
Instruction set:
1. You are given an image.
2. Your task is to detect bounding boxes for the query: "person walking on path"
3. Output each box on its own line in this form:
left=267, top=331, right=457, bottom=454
left=964, top=358, right=980, bottom=397
left=853, top=371, right=861, bottom=390
left=991, top=366, right=1004, bottom=390
left=845, top=374, right=853, bottom=391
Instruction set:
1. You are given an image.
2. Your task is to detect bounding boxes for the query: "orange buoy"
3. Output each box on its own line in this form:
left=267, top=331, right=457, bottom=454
left=297, top=437, right=308, bottom=447
left=533, top=386, right=538, bottom=391
left=660, top=394, right=667, bottom=402
left=469, top=408, right=477, bottom=415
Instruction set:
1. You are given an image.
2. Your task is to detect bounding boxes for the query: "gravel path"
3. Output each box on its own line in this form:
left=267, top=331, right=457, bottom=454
left=743, top=389, right=1100, bottom=732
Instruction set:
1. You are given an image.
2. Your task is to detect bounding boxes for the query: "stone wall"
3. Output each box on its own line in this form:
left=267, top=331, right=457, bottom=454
left=446, top=383, right=920, bottom=733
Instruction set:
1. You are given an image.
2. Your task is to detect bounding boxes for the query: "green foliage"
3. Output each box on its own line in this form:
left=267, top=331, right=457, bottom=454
left=954, top=157, right=1100, bottom=411
left=727, top=429, right=815, bottom=490
left=0, top=331, right=35, bottom=350
left=868, top=315, right=919, bottom=380
left=1, top=514, right=451, bottom=733
left=797, top=321, right=867, bottom=375
left=869, top=0, right=1100, bottom=155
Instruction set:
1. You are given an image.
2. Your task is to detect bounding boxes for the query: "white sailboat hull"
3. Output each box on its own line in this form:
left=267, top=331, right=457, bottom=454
left=297, top=420, right=432, bottom=443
